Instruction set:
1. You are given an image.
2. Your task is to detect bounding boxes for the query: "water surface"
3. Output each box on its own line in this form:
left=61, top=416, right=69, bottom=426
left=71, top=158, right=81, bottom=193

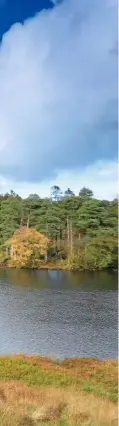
left=0, top=268, right=118, bottom=359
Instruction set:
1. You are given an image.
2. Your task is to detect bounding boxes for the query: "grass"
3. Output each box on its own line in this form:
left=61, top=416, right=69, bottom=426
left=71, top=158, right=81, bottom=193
left=0, top=355, right=118, bottom=426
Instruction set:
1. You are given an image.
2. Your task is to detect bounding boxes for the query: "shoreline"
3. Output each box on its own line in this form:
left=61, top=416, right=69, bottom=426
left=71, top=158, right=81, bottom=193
left=0, top=264, right=117, bottom=272
left=0, top=354, right=117, bottom=362
left=0, top=354, right=117, bottom=390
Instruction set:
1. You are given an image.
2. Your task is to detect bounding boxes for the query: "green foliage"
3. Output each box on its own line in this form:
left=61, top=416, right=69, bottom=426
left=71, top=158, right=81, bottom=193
left=64, top=188, right=75, bottom=197
left=0, top=196, right=22, bottom=244
left=79, top=187, right=93, bottom=199
left=51, top=186, right=62, bottom=201
left=0, top=188, right=118, bottom=270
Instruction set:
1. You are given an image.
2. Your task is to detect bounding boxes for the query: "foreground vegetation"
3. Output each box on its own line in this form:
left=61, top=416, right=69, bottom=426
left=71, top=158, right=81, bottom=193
left=0, top=187, right=118, bottom=270
left=0, top=356, right=117, bottom=425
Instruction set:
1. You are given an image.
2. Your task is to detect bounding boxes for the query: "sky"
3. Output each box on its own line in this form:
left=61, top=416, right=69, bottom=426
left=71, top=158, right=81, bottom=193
left=0, top=0, right=118, bottom=200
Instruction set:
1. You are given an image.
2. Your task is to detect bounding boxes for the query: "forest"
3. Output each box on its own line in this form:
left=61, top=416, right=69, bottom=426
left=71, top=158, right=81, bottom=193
left=0, top=186, right=118, bottom=270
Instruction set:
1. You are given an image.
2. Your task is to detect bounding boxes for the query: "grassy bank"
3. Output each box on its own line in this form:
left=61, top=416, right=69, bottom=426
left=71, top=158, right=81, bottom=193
left=0, top=355, right=118, bottom=425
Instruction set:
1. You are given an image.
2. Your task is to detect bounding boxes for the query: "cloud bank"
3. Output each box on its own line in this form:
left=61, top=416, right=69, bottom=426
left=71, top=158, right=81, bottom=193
left=0, top=160, right=117, bottom=201
left=0, top=0, right=117, bottom=190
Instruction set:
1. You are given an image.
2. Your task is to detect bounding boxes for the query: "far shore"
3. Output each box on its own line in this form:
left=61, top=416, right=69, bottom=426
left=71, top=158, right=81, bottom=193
left=0, top=264, right=117, bottom=272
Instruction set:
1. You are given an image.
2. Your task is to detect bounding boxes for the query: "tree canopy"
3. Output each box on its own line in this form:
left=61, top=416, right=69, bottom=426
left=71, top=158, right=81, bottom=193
left=5, top=227, right=49, bottom=268
left=0, top=187, right=118, bottom=270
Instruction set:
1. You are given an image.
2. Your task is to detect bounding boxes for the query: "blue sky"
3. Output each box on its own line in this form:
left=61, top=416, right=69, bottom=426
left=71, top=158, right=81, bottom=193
left=0, top=0, right=53, bottom=39
left=0, top=0, right=118, bottom=199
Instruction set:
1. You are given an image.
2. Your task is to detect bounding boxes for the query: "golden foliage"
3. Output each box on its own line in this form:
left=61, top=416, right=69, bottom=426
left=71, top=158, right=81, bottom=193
left=5, top=227, right=49, bottom=267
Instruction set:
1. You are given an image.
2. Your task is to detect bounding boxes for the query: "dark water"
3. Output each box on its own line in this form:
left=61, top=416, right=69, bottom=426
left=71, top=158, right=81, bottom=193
left=0, top=268, right=118, bottom=359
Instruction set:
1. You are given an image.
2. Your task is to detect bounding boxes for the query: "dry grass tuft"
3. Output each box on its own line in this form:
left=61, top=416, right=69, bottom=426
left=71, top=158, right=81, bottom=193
left=17, top=415, right=35, bottom=426
left=66, top=390, right=117, bottom=423
left=0, top=388, right=6, bottom=402
left=0, top=381, right=117, bottom=425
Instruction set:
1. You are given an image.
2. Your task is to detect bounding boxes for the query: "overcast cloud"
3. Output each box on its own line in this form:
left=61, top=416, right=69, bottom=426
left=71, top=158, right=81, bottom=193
left=0, top=0, right=117, bottom=197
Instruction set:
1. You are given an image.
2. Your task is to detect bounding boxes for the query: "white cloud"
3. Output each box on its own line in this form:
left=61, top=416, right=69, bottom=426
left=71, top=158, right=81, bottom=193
left=0, top=160, right=117, bottom=200
left=0, top=0, right=117, bottom=187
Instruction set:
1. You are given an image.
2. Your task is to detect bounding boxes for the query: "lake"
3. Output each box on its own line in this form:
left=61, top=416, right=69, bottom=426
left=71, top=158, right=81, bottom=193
left=0, top=268, right=118, bottom=359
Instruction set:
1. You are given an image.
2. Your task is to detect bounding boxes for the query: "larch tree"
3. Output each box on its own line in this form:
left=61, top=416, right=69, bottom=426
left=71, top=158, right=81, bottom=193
left=5, top=227, right=49, bottom=268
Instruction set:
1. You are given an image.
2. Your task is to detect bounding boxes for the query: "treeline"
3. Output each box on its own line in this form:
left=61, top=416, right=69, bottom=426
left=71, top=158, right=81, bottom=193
left=0, top=186, right=118, bottom=270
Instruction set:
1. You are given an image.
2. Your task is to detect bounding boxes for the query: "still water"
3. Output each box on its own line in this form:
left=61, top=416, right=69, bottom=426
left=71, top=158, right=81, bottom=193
left=0, top=268, right=118, bottom=359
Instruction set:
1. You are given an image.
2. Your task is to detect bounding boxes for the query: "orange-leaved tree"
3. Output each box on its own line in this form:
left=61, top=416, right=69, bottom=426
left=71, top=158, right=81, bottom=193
left=5, top=226, right=49, bottom=268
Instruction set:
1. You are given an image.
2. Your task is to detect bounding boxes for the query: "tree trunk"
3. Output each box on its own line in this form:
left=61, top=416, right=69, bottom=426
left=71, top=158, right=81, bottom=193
left=6, top=247, right=8, bottom=257
left=67, top=217, right=70, bottom=265
left=67, top=217, right=70, bottom=246
left=20, top=210, right=24, bottom=226
left=70, top=219, right=73, bottom=256
left=11, top=244, right=14, bottom=258
left=27, top=213, right=30, bottom=228
left=45, top=253, right=48, bottom=262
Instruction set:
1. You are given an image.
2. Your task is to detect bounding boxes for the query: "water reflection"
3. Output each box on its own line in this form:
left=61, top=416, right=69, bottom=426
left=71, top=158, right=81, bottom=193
left=66, top=270, right=118, bottom=290
left=0, top=268, right=117, bottom=291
